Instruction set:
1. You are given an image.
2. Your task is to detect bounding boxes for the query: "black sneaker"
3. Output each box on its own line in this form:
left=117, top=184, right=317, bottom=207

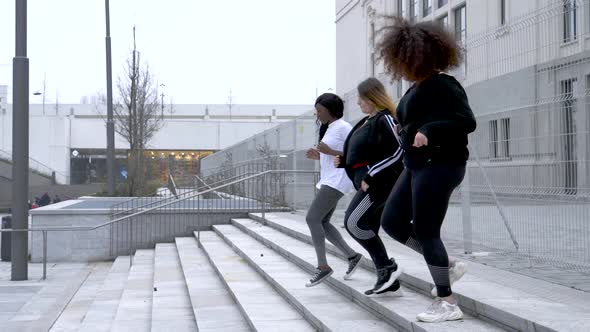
left=373, top=260, right=403, bottom=294
left=344, top=254, right=362, bottom=280
left=365, top=280, right=403, bottom=296
left=306, top=267, right=334, bottom=287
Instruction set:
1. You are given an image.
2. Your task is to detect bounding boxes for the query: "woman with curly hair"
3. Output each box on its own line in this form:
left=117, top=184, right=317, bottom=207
left=377, top=17, right=476, bottom=322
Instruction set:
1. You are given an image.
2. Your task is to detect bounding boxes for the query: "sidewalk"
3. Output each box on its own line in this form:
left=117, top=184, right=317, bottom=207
left=325, top=208, right=590, bottom=292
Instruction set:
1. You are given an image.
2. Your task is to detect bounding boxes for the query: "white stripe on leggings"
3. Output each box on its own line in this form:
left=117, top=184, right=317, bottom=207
left=346, top=195, right=376, bottom=240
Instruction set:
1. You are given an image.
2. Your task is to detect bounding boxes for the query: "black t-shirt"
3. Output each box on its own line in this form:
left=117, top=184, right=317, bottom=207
left=345, top=117, right=373, bottom=168
left=340, top=110, right=403, bottom=191
left=396, top=73, right=476, bottom=169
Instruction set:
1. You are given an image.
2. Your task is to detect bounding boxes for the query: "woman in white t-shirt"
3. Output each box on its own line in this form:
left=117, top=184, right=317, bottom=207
left=304, top=93, right=362, bottom=287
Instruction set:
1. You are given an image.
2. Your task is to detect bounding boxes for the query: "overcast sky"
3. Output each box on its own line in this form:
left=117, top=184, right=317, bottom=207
left=0, top=0, right=335, bottom=105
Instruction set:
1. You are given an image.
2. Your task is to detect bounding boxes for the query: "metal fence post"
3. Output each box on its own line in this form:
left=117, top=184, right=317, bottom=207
left=292, top=121, right=298, bottom=210
left=129, top=219, right=133, bottom=267
left=461, top=166, right=473, bottom=254
left=42, top=231, right=47, bottom=280
left=262, top=173, right=267, bottom=223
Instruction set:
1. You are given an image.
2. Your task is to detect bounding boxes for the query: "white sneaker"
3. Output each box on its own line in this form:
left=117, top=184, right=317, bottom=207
left=417, top=298, right=463, bottom=323
left=431, top=261, right=467, bottom=297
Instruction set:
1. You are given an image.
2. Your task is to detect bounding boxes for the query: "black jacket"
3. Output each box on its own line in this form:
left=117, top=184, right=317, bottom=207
left=396, top=73, right=476, bottom=169
left=338, top=110, right=403, bottom=193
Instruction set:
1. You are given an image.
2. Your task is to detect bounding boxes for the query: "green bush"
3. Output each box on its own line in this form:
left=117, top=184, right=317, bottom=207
left=92, top=180, right=162, bottom=197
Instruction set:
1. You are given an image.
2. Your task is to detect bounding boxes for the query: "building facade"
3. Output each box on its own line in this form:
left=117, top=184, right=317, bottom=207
left=336, top=0, right=590, bottom=197
left=0, top=90, right=311, bottom=185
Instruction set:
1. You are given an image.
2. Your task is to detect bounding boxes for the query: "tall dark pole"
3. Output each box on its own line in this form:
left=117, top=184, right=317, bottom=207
left=160, top=83, right=165, bottom=120
left=12, top=0, right=29, bottom=281
left=105, top=0, right=115, bottom=195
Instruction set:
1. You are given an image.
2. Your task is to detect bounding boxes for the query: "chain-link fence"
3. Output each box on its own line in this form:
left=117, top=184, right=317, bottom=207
left=201, top=1, right=590, bottom=274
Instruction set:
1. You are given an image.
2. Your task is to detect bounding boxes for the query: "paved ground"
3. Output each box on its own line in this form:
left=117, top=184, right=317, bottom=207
left=328, top=206, right=590, bottom=293
left=0, top=261, right=95, bottom=332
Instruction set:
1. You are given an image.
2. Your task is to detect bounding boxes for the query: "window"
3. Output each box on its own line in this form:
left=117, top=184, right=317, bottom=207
left=500, top=118, right=510, bottom=158
left=438, top=0, right=448, bottom=8
left=500, top=0, right=506, bottom=25
left=454, top=5, right=466, bottom=42
left=398, top=0, right=408, bottom=17
left=410, top=0, right=419, bottom=22
left=370, top=22, right=376, bottom=76
left=370, top=22, right=376, bottom=48
left=423, top=0, right=432, bottom=17
left=438, top=14, right=448, bottom=29
left=563, top=0, right=577, bottom=43
left=489, top=118, right=510, bottom=159
left=489, top=120, right=498, bottom=159
left=560, top=78, right=578, bottom=194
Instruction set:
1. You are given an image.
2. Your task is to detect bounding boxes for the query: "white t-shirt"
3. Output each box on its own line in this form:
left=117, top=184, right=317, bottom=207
left=316, top=119, right=355, bottom=194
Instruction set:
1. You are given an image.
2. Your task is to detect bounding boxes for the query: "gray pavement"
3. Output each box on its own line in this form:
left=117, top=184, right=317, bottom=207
left=0, top=261, right=94, bottom=332
left=328, top=201, right=590, bottom=292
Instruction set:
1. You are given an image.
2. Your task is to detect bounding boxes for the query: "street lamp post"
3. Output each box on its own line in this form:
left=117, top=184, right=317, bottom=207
left=12, top=0, right=29, bottom=281
left=160, top=83, right=165, bottom=119
left=105, top=0, right=115, bottom=196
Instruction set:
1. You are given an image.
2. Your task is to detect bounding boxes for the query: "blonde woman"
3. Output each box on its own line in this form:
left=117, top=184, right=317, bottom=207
left=334, top=78, right=404, bottom=295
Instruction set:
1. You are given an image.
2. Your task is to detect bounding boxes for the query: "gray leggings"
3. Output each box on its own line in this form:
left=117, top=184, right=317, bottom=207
left=306, top=185, right=357, bottom=267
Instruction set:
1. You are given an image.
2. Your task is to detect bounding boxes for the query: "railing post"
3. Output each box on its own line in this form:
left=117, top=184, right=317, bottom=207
left=129, top=219, right=133, bottom=267
left=42, top=231, right=47, bottom=280
left=461, top=166, right=473, bottom=255
left=262, top=172, right=266, bottom=223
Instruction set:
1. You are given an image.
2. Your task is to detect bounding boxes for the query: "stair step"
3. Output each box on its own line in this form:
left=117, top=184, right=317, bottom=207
left=175, top=237, right=251, bottom=332
left=210, top=225, right=398, bottom=331
left=151, top=244, right=197, bottom=332
left=198, top=231, right=315, bottom=332
left=249, top=212, right=590, bottom=332
left=79, top=256, right=131, bottom=332
left=233, top=218, right=505, bottom=332
left=50, top=262, right=113, bottom=332
left=111, top=250, right=155, bottom=332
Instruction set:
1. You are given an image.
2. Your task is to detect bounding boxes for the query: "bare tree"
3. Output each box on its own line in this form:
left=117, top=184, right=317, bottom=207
left=114, top=27, right=164, bottom=196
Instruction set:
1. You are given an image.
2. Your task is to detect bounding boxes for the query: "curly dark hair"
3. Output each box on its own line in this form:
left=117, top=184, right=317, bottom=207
left=377, top=16, right=463, bottom=82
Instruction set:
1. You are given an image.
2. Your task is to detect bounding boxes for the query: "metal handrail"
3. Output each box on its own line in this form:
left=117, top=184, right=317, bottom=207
left=110, top=171, right=260, bottom=218
left=0, top=149, right=69, bottom=182
left=0, top=169, right=319, bottom=280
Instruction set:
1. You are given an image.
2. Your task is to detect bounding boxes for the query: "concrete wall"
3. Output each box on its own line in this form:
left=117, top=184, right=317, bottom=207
left=0, top=175, right=103, bottom=209
left=0, top=103, right=312, bottom=183
left=464, top=52, right=590, bottom=192
left=0, top=158, right=55, bottom=208
left=336, top=0, right=367, bottom=95
left=30, top=202, right=249, bottom=262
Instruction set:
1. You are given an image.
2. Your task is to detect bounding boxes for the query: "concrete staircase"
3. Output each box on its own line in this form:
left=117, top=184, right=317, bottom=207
left=48, top=212, right=590, bottom=332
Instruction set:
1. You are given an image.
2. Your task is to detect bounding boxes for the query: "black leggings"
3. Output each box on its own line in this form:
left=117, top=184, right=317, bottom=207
left=344, top=188, right=391, bottom=269
left=381, top=162, right=465, bottom=297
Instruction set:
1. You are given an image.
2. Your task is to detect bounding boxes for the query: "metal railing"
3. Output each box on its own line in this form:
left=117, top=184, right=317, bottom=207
left=0, top=149, right=70, bottom=184
left=0, top=170, right=318, bottom=280
left=109, top=171, right=265, bottom=220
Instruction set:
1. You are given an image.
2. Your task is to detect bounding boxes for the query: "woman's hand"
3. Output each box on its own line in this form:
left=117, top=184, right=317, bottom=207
left=361, top=181, right=369, bottom=192
left=317, top=141, right=334, bottom=155
left=306, top=148, right=320, bottom=160
left=333, top=156, right=341, bottom=167
left=413, top=132, right=429, bottom=148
